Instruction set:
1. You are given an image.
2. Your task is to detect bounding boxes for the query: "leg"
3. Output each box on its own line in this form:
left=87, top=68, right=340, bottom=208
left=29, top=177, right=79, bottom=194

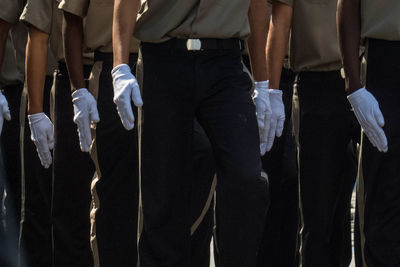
left=19, top=76, right=53, bottom=267
left=361, top=39, right=400, bottom=267
left=52, top=66, right=94, bottom=267
left=139, top=47, right=195, bottom=267
left=1, top=84, right=23, bottom=267
left=196, top=50, right=268, bottom=267
left=90, top=56, right=139, bottom=267
left=296, top=72, right=355, bottom=267
left=189, top=119, right=216, bottom=267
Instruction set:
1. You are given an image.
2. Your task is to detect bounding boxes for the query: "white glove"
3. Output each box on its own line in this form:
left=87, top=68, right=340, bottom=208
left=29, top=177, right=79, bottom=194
left=348, top=88, right=387, bottom=152
left=111, top=64, right=143, bottom=130
left=266, top=89, right=285, bottom=152
left=253, top=81, right=272, bottom=155
left=0, top=91, right=11, bottom=135
left=72, top=88, right=100, bottom=152
left=28, top=113, right=54, bottom=168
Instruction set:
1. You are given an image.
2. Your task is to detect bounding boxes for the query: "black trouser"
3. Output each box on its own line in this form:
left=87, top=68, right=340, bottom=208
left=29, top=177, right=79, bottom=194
left=257, top=68, right=299, bottom=267
left=294, top=70, right=359, bottom=267
left=140, top=40, right=268, bottom=267
left=1, top=84, right=24, bottom=267
left=90, top=53, right=140, bottom=267
left=18, top=77, right=53, bottom=267
left=189, top=120, right=215, bottom=267
left=92, top=52, right=216, bottom=267
left=52, top=63, right=95, bottom=267
left=359, top=39, right=400, bottom=267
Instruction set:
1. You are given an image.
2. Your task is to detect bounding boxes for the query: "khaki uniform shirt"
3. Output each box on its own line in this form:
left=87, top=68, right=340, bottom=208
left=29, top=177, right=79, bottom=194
left=290, top=0, right=342, bottom=72
left=59, top=0, right=140, bottom=53
left=20, top=0, right=64, bottom=63
left=361, top=0, right=400, bottom=41
left=134, top=0, right=251, bottom=43
left=0, top=0, right=26, bottom=86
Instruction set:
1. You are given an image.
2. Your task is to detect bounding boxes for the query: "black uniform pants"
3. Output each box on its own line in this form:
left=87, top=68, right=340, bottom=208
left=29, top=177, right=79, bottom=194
left=1, top=84, right=24, bottom=267
left=360, top=39, right=400, bottom=267
left=91, top=52, right=216, bottom=267
left=294, top=71, right=358, bottom=267
left=139, top=41, right=268, bottom=267
left=18, top=77, right=53, bottom=267
left=257, top=68, right=299, bottom=267
left=90, top=53, right=139, bottom=267
left=51, top=63, right=95, bottom=267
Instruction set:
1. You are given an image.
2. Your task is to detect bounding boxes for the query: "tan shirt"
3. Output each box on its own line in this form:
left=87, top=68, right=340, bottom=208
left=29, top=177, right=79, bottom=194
left=290, top=0, right=341, bottom=72
left=20, top=0, right=64, bottom=63
left=361, top=0, right=400, bottom=41
left=0, top=0, right=26, bottom=86
left=59, top=0, right=140, bottom=53
left=134, top=0, right=251, bottom=43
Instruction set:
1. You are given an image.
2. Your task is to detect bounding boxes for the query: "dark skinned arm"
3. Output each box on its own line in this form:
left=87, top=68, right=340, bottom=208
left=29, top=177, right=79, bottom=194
left=62, top=11, right=85, bottom=93
left=113, top=0, right=140, bottom=67
left=337, top=0, right=362, bottom=95
left=25, top=25, right=49, bottom=115
left=0, top=19, right=11, bottom=72
left=266, top=2, right=292, bottom=89
left=247, top=0, right=269, bottom=82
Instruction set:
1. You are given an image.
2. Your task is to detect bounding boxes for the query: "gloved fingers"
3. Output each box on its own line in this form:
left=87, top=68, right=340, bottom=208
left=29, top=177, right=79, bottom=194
left=275, top=116, right=285, bottom=137
left=374, top=107, right=385, bottom=128
left=131, top=85, right=143, bottom=107
left=261, top=113, right=271, bottom=144
left=257, top=114, right=265, bottom=131
left=260, top=143, right=268, bottom=156
left=117, top=105, right=135, bottom=130
left=0, top=116, right=3, bottom=135
left=2, top=106, right=11, bottom=121
left=89, top=104, right=100, bottom=123
left=77, top=117, right=92, bottom=152
left=46, top=124, right=55, bottom=150
left=266, top=119, right=277, bottom=152
left=34, top=139, right=52, bottom=169
left=369, top=121, right=388, bottom=152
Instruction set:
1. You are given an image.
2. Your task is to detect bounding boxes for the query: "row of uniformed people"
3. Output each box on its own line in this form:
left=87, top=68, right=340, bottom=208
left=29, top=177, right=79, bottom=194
left=0, top=0, right=399, bottom=267
left=0, top=0, right=215, bottom=266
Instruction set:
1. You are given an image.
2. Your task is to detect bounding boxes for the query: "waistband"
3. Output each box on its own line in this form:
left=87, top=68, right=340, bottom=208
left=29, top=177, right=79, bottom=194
left=142, top=38, right=245, bottom=52
left=58, top=61, right=93, bottom=79
left=94, top=51, right=138, bottom=66
left=295, top=70, right=343, bottom=83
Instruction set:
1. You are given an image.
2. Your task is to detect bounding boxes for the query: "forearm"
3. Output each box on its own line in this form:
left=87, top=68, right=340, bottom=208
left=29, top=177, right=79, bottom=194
left=62, top=11, right=85, bottom=92
left=113, top=0, right=140, bottom=67
left=26, top=26, right=48, bottom=115
left=266, top=2, right=292, bottom=89
left=247, top=0, right=269, bottom=82
left=0, top=19, right=11, bottom=72
left=337, top=0, right=362, bottom=95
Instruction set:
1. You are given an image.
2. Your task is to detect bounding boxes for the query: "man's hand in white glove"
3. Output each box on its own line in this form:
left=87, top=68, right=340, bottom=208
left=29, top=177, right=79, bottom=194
left=28, top=113, right=54, bottom=168
left=0, top=91, right=11, bottom=135
left=348, top=88, right=387, bottom=152
left=72, top=88, right=100, bottom=152
left=266, top=89, right=285, bottom=152
left=253, top=81, right=272, bottom=155
left=111, top=64, right=143, bottom=130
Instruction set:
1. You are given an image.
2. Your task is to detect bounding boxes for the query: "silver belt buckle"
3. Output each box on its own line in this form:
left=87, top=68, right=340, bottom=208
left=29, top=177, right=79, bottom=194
left=186, top=39, right=201, bottom=51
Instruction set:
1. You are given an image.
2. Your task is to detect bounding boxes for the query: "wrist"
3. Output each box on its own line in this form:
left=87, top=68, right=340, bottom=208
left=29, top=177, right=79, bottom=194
left=27, top=104, right=43, bottom=115
left=255, top=80, right=269, bottom=90
left=345, top=78, right=363, bottom=96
